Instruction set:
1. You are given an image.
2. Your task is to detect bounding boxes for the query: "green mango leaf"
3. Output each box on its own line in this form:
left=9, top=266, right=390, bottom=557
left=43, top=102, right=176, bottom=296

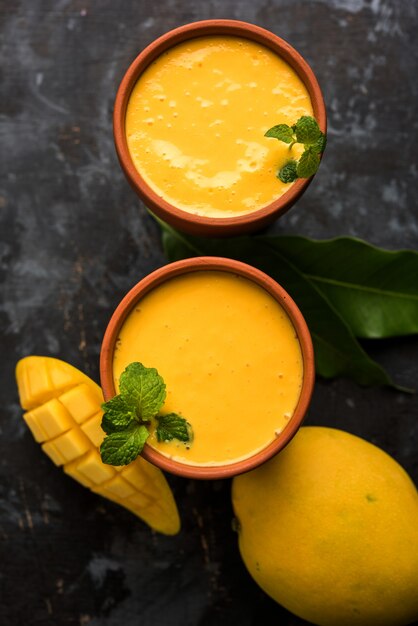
left=159, top=221, right=411, bottom=390
left=267, top=236, right=418, bottom=339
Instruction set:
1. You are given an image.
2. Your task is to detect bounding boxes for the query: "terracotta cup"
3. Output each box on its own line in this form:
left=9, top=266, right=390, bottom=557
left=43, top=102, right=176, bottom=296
left=100, top=257, right=315, bottom=479
left=113, top=19, right=326, bottom=237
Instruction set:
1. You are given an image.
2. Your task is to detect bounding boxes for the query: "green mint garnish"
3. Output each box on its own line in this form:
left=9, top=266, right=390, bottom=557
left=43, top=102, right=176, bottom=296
left=100, top=362, right=192, bottom=466
left=101, top=395, right=137, bottom=434
left=278, top=160, right=298, bottom=183
left=265, top=115, right=326, bottom=183
left=311, top=133, right=327, bottom=154
left=297, top=147, right=321, bottom=178
left=119, top=361, right=167, bottom=422
left=156, top=413, right=193, bottom=443
left=294, top=115, right=322, bottom=145
left=264, top=124, right=294, bottom=144
left=100, top=424, right=150, bottom=466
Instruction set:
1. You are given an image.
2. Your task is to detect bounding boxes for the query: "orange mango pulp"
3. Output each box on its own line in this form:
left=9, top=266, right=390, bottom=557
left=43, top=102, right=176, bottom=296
left=113, top=271, right=304, bottom=467
left=125, top=36, right=313, bottom=217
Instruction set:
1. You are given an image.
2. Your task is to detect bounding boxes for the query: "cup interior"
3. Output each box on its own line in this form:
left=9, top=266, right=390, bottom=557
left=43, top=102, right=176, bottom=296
left=100, top=257, right=315, bottom=479
left=113, top=20, right=327, bottom=236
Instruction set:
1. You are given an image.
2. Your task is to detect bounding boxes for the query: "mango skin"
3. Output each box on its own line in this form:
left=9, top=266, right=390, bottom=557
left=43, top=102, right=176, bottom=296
left=16, top=356, right=180, bottom=535
left=232, top=426, right=418, bottom=626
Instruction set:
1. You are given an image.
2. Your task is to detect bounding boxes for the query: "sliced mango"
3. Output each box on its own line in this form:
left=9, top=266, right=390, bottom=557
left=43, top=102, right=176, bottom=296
left=59, top=384, right=103, bottom=424
left=16, top=356, right=180, bottom=535
left=80, top=412, right=106, bottom=447
left=26, top=399, right=73, bottom=441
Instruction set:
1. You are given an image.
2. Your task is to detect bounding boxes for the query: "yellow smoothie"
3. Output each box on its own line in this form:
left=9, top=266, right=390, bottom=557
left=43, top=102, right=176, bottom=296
left=125, top=36, right=313, bottom=218
left=113, top=271, right=304, bottom=467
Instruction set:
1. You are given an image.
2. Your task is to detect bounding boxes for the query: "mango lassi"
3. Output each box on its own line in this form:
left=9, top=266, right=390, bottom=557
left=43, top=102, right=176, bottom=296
left=125, top=36, right=313, bottom=218
left=112, top=271, right=304, bottom=467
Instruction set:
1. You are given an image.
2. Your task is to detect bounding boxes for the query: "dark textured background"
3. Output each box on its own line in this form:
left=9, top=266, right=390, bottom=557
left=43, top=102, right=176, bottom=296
left=1, top=1, right=417, bottom=625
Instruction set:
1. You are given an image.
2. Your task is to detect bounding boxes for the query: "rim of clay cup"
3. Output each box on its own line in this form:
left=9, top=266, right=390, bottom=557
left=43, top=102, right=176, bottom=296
left=113, top=19, right=327, bottom=237
left=100, top=257, right=315, bottom=479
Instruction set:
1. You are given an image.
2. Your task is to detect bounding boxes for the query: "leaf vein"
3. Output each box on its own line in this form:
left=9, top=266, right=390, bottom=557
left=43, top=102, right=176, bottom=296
left=307, top=274, right=418, bottom=301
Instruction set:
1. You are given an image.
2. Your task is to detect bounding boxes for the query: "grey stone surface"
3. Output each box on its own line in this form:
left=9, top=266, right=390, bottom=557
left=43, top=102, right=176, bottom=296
left=0, top=1, right=417, bottom=624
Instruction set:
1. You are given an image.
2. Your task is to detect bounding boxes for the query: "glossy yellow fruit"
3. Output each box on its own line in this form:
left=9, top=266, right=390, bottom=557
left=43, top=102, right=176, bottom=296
left=16, top=356, right=180, bottom=535
left=232, top=426, right=418, bottom=626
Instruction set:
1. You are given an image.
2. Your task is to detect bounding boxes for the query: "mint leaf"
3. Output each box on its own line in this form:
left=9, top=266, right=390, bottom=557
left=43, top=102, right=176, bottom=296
left=265, top=124, right=294, bottom=144
left=156, top=413, right=192, bottom=443
left=100, top=362, right=194, bottom=466
left=297, top=147, right=321, bottom=178
left=119, top=362, right=166, bottom=421
left=311, top=132, right=327, bottom=154
left=100, top=424, right=149, bottom=466
left=294, top=116, right=322, bottom=145
left=101, top=395, right=137, bottom=434
left=278, top=160, right=298, bottom=183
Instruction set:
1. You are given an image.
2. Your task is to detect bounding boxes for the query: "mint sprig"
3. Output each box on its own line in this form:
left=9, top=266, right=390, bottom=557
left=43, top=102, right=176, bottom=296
left=293, top=115, right=322, bottom=145
left=297, top=146, right=320, bottom=178
left=278, top=160, right=298, bottom=183
left=119, top=361, right=166, bottom=421
left=101, top=395, right=137, bottom=434
left=100, top=362, right=192, bottom=466
left=100, top=425, right=150, bottom=466
left=156, top=414, right=193, bottom=443
left=265, top=115, right=326, bottom=183
left=264, top=124, right=294, bottom=144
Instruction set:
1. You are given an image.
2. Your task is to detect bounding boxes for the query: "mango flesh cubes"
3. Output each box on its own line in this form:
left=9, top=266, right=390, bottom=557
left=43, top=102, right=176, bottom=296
left=16, top=356, right=180, bottom=535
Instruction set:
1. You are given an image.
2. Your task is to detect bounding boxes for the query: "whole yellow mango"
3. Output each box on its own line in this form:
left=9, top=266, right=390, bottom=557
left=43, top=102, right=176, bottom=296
left=232, top=427, right=418, bottom=626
